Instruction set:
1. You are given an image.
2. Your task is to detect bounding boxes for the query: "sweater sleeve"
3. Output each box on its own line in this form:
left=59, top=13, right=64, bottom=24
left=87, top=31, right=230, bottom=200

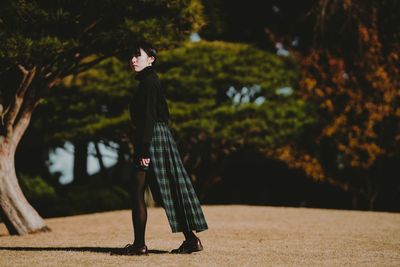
left=137, top=79, right=157, bottom=159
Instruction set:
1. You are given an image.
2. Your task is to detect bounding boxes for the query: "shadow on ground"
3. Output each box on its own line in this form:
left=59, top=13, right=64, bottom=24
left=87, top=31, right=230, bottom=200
left=0, top=246, right=169, bottom=255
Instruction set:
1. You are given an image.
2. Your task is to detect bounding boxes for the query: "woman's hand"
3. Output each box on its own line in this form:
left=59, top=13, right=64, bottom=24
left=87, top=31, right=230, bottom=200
left=139, top=158, right=150, bottom=167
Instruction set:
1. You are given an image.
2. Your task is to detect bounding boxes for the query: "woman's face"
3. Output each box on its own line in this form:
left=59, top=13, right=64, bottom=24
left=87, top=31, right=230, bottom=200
left=130, top=48, right=154, bottom=72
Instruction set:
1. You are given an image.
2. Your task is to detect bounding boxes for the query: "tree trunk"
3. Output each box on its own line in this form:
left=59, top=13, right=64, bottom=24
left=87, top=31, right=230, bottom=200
left=366, top=174, right=378, bottom=211
left=352, top=192, right=359, bottom=210
left=94, top=142, right=109, bottom=180
left=73, top=140, right=88, bottom=184
left=115, top=141, right=126, bottom=181
left=0, top=138, right=50, bottom=235
left=0, top=65, right=51, bottom=235
left=111, top=141, right=131, bottom=182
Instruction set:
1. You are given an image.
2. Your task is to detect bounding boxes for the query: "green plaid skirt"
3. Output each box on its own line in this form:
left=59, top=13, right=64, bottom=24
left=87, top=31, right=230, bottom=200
left=147, top=122, right=208, bottom=233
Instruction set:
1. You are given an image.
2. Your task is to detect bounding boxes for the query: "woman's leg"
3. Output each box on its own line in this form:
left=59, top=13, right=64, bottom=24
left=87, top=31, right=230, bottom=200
left=131, top=170, right=148, bottom=247
left=183, top=230, right=197, bottom=241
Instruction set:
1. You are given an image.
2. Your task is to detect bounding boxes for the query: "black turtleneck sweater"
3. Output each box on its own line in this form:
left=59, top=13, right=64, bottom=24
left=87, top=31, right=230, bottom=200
left=129, top=66, right=169, bottom=158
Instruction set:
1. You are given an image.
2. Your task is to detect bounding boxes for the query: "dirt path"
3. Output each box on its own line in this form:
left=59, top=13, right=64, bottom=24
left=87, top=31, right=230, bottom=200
left=0, top=205, right=399, bottom=266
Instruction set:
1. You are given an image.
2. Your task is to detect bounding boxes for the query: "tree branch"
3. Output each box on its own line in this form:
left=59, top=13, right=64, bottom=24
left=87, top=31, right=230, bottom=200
left=3, top=65, right=36, bottom=137
left=79, top=18, right=103, bottom=39
left=71, top=55, right=109, bottom=74
left=12, top=83, right=40, bottom=147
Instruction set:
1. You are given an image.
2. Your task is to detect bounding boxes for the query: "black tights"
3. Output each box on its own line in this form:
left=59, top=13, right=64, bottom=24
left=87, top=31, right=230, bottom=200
left=131, top=169, right=197, bottom=246
left=131, top=170, right=148, bottom=246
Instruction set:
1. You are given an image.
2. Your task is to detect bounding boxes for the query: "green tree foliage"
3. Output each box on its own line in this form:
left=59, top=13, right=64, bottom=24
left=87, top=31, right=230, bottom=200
left=0, top=0, right=204, bottom=70
left=156, top=41, right=316, bottom=153
left=37, top=57, right=135, bottom=183
left=41, top=40, right=314, bottom=149
left=19, top=173, right=57, bottom=202
left=18, top=172, right=131, bottom=217
left=0, top=0, right=205, bottom=124
left=39, top=41, right=316, bottom=195
left=40, top=57, right=133, bottom=143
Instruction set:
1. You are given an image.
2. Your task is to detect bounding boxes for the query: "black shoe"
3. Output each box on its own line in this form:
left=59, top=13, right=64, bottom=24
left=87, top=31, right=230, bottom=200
left=121, top=243, right=149, bottom=256
left=171, top=237, right=203, bottom=254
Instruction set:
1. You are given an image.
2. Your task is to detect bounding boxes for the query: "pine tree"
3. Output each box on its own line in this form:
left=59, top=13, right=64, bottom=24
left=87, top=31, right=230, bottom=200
left=0, top=0, right=203, bottom=235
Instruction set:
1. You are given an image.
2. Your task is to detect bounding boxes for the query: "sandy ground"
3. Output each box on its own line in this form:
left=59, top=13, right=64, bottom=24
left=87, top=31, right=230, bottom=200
left=0, top=205, right=399, bottom=266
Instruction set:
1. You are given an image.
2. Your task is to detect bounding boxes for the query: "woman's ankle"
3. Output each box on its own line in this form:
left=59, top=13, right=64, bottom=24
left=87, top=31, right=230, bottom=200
left=183, top=231, right=197, bottom=241
left=133, top=241, right=146, bottom=247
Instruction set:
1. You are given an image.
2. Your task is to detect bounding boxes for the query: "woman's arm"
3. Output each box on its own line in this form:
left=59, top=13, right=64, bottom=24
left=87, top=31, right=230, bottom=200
left=136, top=78, right=158, bottom=161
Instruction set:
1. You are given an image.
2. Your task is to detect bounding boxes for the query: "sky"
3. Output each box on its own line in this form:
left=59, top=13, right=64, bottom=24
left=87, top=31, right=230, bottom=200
left=48, top=141, right=118, bottom=184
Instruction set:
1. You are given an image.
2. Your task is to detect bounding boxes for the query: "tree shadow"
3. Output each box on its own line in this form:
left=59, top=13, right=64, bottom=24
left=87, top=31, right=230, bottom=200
left=0, top=246, right=169, bottom=255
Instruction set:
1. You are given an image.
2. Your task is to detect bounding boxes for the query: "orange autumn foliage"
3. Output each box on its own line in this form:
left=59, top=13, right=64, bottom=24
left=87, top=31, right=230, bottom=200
left=270, top=1, right=399, bottom=193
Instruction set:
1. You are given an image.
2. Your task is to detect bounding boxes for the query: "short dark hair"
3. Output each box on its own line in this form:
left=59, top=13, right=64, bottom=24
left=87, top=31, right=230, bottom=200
left=133, top=41, right=157, bottom=65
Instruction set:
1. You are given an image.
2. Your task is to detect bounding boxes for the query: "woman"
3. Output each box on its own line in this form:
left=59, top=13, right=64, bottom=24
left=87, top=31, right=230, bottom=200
left=124, top=41, right=208, bottom=256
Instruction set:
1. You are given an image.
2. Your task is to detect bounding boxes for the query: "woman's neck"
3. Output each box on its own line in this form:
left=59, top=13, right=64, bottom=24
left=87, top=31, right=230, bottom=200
left=135, top=65, right=154, bottom=81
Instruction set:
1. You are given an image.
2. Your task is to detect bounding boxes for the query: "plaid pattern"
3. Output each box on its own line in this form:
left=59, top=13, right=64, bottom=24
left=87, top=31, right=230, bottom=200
left=148, top=122, right=208, bottom=233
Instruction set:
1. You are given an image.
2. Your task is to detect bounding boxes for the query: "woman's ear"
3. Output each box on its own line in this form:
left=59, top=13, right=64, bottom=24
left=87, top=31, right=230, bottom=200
left=148, top=56, right=155, bottom=65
